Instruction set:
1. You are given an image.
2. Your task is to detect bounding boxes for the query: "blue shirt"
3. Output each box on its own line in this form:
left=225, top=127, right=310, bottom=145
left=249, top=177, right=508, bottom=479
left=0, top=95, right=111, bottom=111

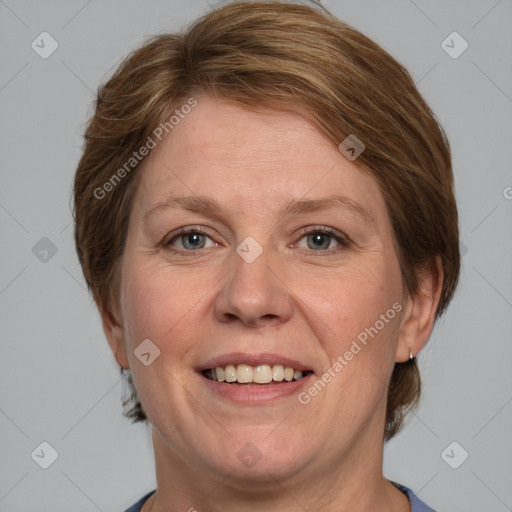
left=124, top=484, right=436, bottom=511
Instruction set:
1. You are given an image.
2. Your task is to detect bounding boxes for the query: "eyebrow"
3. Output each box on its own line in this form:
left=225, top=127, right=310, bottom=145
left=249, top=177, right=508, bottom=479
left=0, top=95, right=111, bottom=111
left=144, top=194, right=374, bottom=224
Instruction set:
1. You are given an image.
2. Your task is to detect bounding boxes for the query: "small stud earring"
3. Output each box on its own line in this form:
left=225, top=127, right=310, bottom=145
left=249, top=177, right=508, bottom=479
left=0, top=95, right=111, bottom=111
left=409, top=350, right=414, bottom=360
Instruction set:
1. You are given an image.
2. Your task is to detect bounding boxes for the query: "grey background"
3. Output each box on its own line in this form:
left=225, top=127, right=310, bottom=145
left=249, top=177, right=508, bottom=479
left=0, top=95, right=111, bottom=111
left=0, top=0, right=511, bottom=510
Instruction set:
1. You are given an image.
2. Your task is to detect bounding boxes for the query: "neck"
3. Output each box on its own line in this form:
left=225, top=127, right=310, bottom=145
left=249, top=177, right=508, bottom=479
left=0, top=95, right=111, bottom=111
left=144, top=425, right=410, bottom=512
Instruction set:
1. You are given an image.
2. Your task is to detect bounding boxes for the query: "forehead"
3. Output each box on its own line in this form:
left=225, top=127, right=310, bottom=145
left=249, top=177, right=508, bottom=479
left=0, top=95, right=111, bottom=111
left=131, top=95, right=387, bottom=224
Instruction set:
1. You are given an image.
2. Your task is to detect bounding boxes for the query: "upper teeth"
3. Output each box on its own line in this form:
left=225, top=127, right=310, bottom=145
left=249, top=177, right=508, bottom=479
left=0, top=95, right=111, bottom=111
left=208, top=364, right=304, bottom=384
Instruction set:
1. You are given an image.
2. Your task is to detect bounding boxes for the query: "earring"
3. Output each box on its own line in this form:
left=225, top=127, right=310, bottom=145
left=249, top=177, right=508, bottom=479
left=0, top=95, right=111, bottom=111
left=409, top=350, right=414, bottom=361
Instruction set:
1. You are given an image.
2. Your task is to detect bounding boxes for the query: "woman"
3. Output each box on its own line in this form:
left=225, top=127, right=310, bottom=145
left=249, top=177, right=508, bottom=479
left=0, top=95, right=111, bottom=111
left=73, top=1, right=459, bottom=510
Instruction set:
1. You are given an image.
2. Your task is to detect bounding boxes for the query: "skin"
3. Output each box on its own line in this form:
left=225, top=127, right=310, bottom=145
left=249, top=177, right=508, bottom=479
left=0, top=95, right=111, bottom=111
left=102, top=95, right=443, bottom=512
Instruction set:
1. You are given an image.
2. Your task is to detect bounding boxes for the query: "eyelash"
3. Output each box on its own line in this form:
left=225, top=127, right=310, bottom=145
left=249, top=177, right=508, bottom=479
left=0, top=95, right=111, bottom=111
left=294, top=226, right=352, bottom=253
left=164, top=225, right=352, bottom=255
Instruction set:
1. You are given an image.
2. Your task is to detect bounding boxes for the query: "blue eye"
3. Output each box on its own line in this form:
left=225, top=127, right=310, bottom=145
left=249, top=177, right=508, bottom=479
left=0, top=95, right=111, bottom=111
left=164, top=226, right=351, bottom=254
left=304, top=231, right=336, bottom=250
left=166, top=228, right=217, bottom=250
left=295, top=227, right=350, bottom=252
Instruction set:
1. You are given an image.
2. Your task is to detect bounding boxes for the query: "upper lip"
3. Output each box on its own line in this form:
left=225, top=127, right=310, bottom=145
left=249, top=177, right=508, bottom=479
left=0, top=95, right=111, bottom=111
left=198, top=352, right=312, bottom=373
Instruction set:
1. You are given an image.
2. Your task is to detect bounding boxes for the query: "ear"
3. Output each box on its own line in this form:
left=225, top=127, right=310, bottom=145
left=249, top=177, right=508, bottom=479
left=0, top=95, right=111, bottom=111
left=395, top=255, right=443, bottom=362
left=100, top=303, right=130, bottom=369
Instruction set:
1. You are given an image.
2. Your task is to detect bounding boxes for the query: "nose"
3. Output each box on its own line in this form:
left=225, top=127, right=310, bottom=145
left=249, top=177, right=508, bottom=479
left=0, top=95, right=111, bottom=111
left=213, top=244, right=294, bottom=328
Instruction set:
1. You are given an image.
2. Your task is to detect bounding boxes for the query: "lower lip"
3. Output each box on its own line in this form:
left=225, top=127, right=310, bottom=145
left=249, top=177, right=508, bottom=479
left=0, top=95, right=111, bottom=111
left=200, top=373, right=313, bottom=403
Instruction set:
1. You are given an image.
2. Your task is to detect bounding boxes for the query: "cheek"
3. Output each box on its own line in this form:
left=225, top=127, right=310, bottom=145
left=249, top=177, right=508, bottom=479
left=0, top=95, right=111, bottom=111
left=296, top=263, right=404, bottom=427
left=118, top=263, right=207, bottom=418
left=120, top=261, right=213, bottom=358
left=296, top=259, right=402, bottom=344
left=294, top=257, right=404, bottom=418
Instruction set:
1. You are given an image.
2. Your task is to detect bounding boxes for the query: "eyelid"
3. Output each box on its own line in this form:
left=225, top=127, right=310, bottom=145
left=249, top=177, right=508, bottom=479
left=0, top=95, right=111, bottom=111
left=293, top=225, right=351, bottom=248
left=163, top=224, right=352, bottom=252
left=164, top=225, right=219, bottom=247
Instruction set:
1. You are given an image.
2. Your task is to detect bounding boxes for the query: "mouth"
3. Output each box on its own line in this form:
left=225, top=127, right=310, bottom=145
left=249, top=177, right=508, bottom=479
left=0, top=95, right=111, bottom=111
left=197, top=353, right=315, bottom=402
left=202, top=364, right=313, bottom=385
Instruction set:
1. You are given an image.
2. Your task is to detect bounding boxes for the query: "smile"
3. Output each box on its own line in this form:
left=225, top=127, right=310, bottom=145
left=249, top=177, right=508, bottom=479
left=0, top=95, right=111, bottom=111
left=202, top=364, right=312, bottom=384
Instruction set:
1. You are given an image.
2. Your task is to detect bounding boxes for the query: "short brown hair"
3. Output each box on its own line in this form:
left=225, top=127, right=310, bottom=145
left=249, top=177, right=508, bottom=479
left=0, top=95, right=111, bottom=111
left=73, top=0, right=460, bottom=440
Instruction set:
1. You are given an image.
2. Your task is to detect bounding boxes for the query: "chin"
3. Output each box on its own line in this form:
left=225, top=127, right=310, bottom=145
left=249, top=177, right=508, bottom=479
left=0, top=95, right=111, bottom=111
left=204, top=432, right=311, bottom=483
left=220, top=453, right=307, bottom=486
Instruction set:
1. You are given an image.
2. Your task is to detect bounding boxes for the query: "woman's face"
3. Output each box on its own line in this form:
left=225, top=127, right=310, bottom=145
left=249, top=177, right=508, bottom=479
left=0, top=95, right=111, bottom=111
left=109, top=95, right=411, bottom=482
